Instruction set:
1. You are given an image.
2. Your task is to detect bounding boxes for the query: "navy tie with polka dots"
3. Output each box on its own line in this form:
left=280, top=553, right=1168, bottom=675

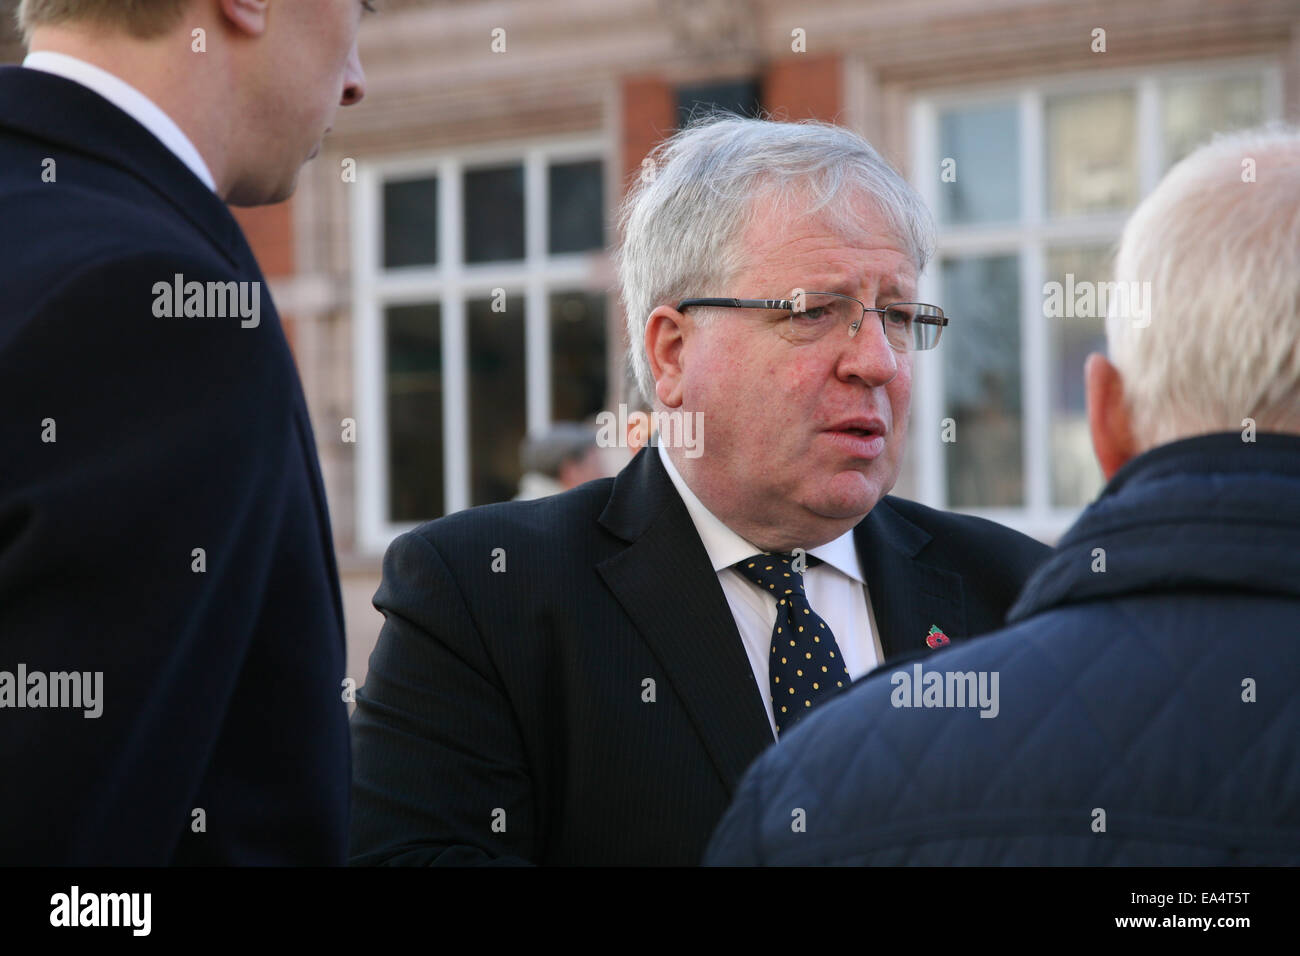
left=735, top=552, right=851, bottom=736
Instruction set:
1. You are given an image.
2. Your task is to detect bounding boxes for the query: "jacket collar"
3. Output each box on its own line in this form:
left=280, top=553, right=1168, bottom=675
left=1009, top=431, right=1300, bottom=623
left=596, top=448, right=969, bottom=791
left=0, top=66, right=251, bottom=271
left=853, top=498, right=966, bottom=658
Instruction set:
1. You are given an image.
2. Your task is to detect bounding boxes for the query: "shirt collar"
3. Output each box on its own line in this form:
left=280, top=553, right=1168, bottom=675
left=23, top=51, right=217, bottom=193
left=656, top=440, right=865, bottom=583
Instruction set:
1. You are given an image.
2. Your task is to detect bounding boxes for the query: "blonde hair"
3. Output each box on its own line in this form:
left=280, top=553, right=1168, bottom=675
left=1107, top=125, right=1300, bottom=448
left=16, top=0, right=192, bottom=40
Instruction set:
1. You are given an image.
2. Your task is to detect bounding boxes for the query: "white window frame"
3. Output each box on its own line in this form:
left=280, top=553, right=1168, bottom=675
left=909, top=56, right=1283, bottom=542
left=352, top=135, right=610, bottom=554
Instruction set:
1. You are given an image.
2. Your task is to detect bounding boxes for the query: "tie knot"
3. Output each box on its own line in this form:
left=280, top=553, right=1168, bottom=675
left=734, top=552, right=818, bottom=592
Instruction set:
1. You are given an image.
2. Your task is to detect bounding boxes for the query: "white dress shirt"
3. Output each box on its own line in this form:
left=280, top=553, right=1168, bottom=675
left=657, top=442, right=883, bottom=739
left=23, top=50, right=217, bottom=192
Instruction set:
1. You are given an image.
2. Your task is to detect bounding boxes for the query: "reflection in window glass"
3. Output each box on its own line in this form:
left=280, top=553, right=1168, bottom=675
left=1045, top=246, right=1108, bottom=507
left=386, top=303, right=444, bottom=521
left=937, top=103, right=1020, bottom=225
left=383, top=177, right=438, bottom=269
left=942, top=255, right=1023, bottom=507
left=1163, top=75, right=1265, bottom=169
left=464, top=165, right=524, bottom=263
left=548, top=161, right=604, bottom=254
left=1046, top=90, right=1137, bottom=217
left=468, top=296, right=527, bottom=505
left=550, top=291, right=607, bottom=422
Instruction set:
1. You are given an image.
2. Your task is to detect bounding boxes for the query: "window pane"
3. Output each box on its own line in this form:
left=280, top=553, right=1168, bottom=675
left=1163, top=74, right=1266, bottom=169
left=550, top=291, right=607, bottom=421
left=469, top=296, right=527, bottom=505
left=464, top=164, right=524, bottom=263
left=937, top=103, right=1020, bottom=225
left=385, top=303, right=444, bottom=521
left=942, top=255, right=1023, bottom=508
left=1046, top=90, right=1137, bottom=217
left=548, top=161, right=604, bottom=254
left=1044, top=246, right=1108, bottom=507
left=676, top=80, right=761, bottom=127
left=383, top=177, right=438, bottom=269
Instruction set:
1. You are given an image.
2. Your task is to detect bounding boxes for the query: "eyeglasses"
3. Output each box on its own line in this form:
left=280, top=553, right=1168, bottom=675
left=676, top=292, right=948, bottom=351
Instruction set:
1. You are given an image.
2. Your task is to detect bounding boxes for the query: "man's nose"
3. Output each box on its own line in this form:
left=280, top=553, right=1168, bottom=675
left=837, top=313, right=898, bottom=386
left=341, top=43, right=366, bottom=107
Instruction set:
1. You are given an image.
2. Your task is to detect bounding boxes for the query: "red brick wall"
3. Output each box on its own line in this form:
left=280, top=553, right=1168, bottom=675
left=621, top=76, right=676, bottom=193
left=230, top=200, right=295, bottom=278
left=763, top=54, right=842, bottom=123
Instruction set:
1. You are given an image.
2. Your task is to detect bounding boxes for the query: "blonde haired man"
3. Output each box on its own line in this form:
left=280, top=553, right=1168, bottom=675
left=0, top=1, right=368, bottom=863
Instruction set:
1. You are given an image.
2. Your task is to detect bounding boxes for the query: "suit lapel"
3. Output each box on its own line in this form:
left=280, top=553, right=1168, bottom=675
left=597, top=449, right=775, bottom=795
left=854, top=498, right=967, bottom=660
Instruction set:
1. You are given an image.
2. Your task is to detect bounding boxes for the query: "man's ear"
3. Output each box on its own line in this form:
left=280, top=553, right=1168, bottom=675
left=1085, top=352, right=1139, bottom=480
left=645, top=305, right=687, bottom=409
left=219, top=0, right=269, bottom=37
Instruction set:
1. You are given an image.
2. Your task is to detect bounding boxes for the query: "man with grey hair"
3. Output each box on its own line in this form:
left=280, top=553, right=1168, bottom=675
left=1, top=1, right=367, bottom=863
left=707, top=125, right=1300, bottom=866
left=350, top=115, right=1047, bottom=866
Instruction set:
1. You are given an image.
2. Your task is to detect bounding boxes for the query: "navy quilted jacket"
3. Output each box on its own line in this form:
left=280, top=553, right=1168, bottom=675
left=704, top=432, right=1300, bottom=865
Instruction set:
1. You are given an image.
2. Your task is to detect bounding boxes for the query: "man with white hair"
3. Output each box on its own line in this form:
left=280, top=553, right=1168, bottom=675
left=706, top=125, right=1300, bottom=866
left=350, top=115, right=1048, bottom=865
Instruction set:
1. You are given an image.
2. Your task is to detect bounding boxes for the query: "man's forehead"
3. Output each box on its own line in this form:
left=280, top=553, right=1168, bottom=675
left=740, top=189, right=912, bottom=266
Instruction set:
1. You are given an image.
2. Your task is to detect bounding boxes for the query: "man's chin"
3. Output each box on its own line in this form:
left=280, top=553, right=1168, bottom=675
left=808, top=471, right=888, bottom=521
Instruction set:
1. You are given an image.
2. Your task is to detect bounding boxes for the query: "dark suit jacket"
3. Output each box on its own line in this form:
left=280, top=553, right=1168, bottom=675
left=0, top=66, right=349, bottom=864
left=350, top=445, right=1048, bottom=865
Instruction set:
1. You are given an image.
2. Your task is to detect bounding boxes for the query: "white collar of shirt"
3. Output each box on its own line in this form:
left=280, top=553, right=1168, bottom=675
left=23, top=51, right=217, bottom=193
left=655, top=440, right=865, bottom=583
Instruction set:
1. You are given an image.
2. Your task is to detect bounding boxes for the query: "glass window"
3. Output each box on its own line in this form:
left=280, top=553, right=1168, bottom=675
left=1044, top=245, right=1109, bottom=507
left=1163, top=74, right=1266, bottom=168
left=383, top=177, right=438, bottom=269
left=1045, top=90, right=1138, bottom=217
left=548, top=161, right=604, bottom=254
left=464, top=164, right=525, bottom=263
left=385, top=303, right=444, bottom=521
left=676, top=80, right=761, bottom=127
left=937, top=103, right=1020, bottom=225
left=942, top=254, right=1023, bottom=508
left=468, top=296, right=527, bottom=505
left=550, top=291, right=608, bottom=422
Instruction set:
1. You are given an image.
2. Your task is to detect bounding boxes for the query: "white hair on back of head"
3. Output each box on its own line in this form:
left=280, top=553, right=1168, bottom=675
left=616, top=113, right=935, bottom=406
left=1107, top=124, right=1300, bottom=448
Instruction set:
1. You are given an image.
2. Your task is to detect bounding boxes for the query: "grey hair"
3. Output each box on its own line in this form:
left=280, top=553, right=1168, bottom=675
left=1107, top=123, right=1300, bottom=448
left=616, top=113, right=936, bottom=406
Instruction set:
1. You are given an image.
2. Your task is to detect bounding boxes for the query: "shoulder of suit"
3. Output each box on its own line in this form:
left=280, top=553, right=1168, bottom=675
left=878, top=494, right=1050, bottom=563
left=405, top=478, right=617, bottom=553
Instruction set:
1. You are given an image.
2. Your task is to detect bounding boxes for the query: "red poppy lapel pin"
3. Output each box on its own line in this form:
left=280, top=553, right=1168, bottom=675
left=925, top=625, right=950, bottom=649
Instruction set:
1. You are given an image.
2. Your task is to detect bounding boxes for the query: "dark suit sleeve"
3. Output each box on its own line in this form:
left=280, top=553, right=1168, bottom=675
left=0, top=254, right=303, bottom=863
left=350, top=529, right=537, bottom=865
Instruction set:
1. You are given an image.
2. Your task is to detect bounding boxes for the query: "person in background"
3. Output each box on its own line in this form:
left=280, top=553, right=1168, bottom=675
left=514, top=422, right=609, bottom=500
